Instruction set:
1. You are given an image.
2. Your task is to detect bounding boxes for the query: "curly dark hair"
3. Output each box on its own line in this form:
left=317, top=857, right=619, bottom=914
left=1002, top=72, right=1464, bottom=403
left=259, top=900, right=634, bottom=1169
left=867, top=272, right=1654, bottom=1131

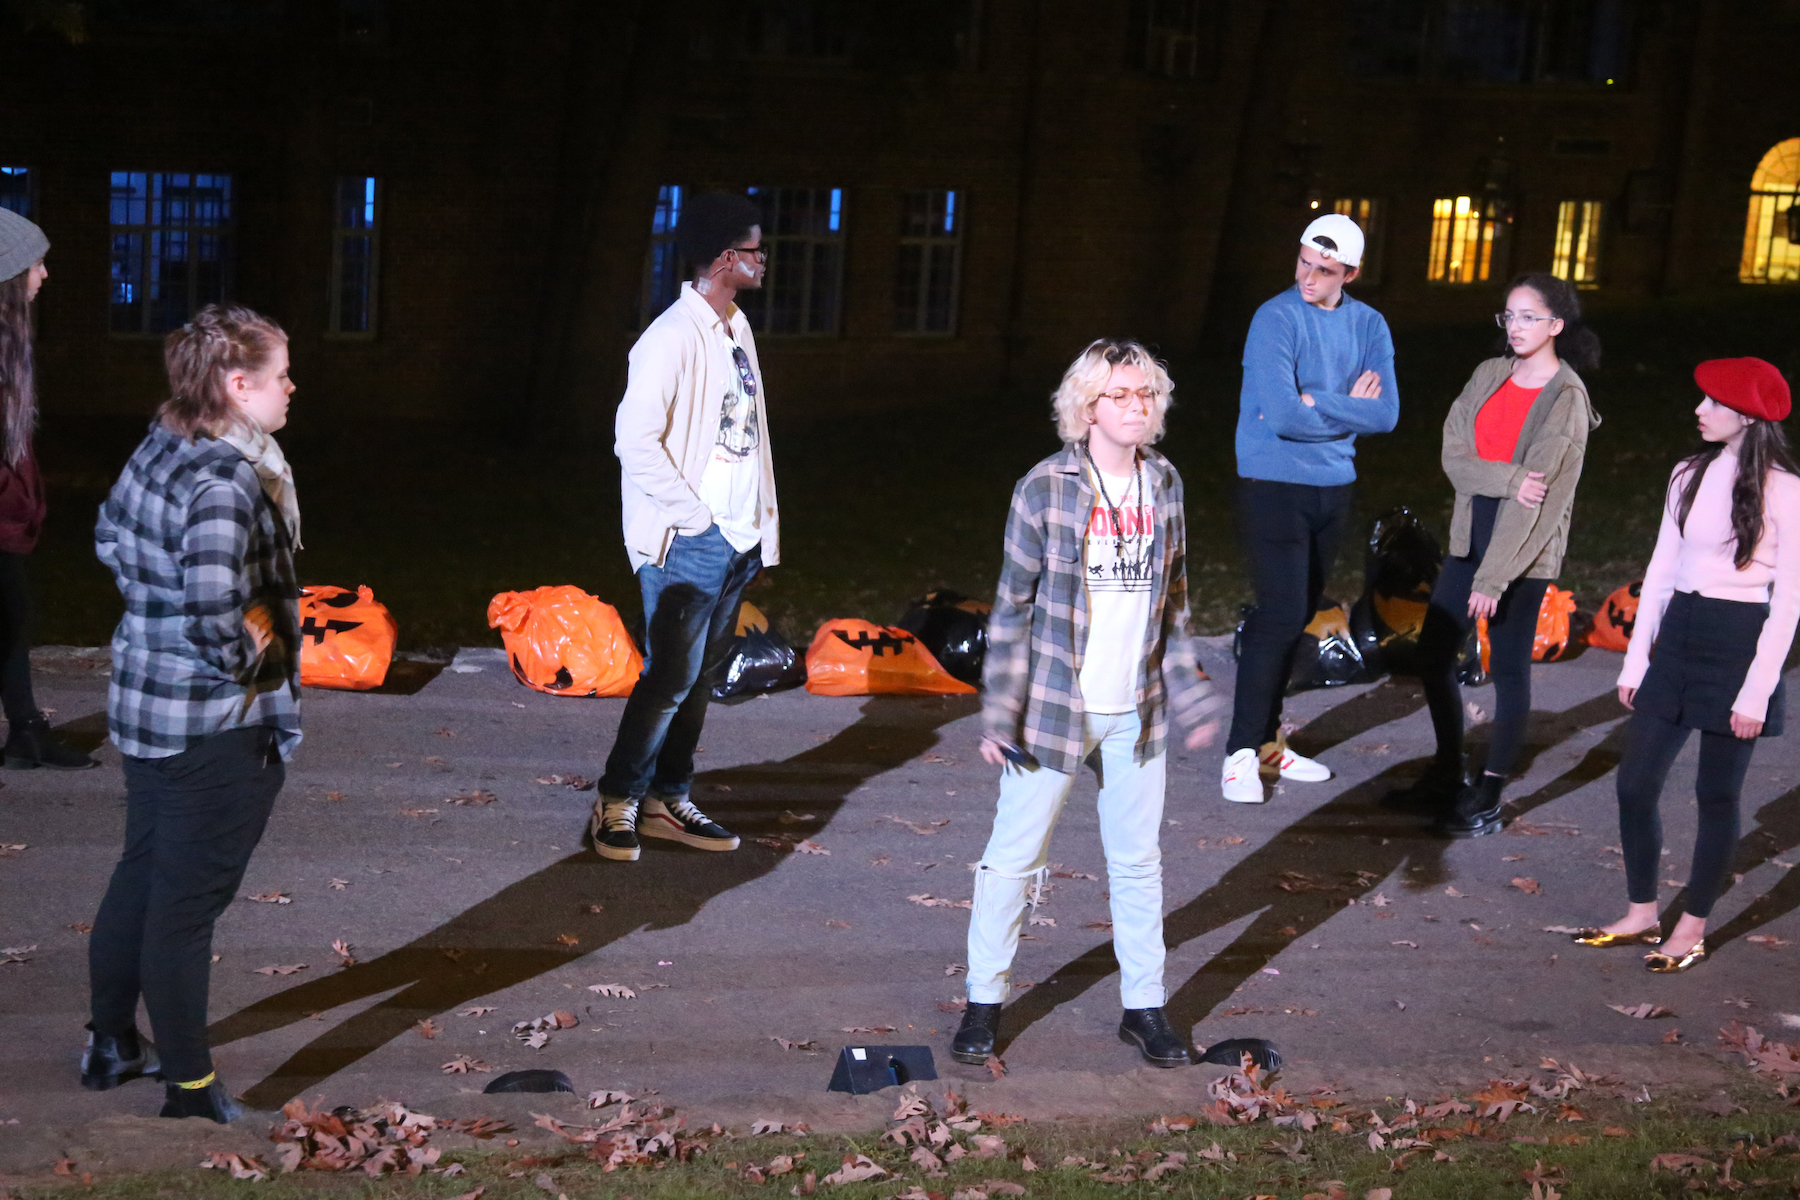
left=1495, top=271, right=1602, bottom=372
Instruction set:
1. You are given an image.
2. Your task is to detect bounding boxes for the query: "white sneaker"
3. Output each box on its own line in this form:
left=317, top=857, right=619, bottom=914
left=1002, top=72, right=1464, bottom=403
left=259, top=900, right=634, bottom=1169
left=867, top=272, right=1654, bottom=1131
left=1221, top=748, right=1266, bottom=804
left=1261, top=745, right=1332, bottom=782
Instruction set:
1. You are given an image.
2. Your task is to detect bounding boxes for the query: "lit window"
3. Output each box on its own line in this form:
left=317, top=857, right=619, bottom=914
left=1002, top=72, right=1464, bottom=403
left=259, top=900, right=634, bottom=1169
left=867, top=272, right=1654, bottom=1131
left=1739, top=138, right=1800, bottom=285
left=1427, top=195, right=1504, bottom=284
left=109, top=172, right=233, bottom=335
left=1126, top=0, right=1215, bottom=78
left=1550, top=199, right=1603, bottom=288
left=1331, top=197, right=1385, bottom=287
left=329, top=176, right=380, bottom=336
left=896, top=189, right=963, bottom=335
left=737, top=187, right=845, bottom=336
left=639, top=185, right=685, bottom=328
left=0, top=168, right=33, bottom=219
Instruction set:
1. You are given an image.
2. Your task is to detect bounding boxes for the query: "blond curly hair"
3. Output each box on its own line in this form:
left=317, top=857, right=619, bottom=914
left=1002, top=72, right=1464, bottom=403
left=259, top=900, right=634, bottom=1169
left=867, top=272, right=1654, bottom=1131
left=1050, top=338, right=1174, bottom=445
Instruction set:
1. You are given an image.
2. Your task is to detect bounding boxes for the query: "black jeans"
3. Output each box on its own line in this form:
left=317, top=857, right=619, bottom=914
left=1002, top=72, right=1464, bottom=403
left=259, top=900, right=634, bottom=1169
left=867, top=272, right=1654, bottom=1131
left=1415, top=496, right=1549, bottom=779
left=0, top=551, right=38, bottom=724
left=1616, top=709, right=1756, bottom=920
left=1228, top=478, right=1353, bottom=752
left=89, top=726, right=285, bottom=1083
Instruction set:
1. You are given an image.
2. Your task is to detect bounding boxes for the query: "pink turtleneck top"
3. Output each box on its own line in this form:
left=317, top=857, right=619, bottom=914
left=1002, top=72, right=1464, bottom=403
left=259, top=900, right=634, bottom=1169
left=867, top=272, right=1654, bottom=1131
left=1618, top=450, right=1800, bottom=722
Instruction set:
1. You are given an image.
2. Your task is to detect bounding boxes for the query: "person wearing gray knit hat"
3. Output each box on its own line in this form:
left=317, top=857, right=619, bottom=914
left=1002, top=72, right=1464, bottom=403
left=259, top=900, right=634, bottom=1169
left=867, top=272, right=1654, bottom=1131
left=0, top=208, right=90, bottom=772
left=0, top=207, right=49, bottom=286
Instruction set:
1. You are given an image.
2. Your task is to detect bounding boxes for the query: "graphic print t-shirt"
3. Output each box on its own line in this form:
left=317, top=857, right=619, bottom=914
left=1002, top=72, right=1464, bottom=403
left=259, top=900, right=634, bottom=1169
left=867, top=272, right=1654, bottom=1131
left=697, top=331, right=762, bottom=552
left=1077, top=464, right=1156, bottom=715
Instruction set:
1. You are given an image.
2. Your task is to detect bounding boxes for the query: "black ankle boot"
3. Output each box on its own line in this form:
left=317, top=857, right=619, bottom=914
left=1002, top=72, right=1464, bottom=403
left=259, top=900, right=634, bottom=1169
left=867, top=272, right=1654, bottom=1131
left=1383, top=756, right=1466, bottom=811
left=3, top=714, right=97, bottom=770
left=1435, top=773, right=1505, bottom=838
left=160, top=1077, right=242, bottom=1123
left=951, top=1002, right=1002, bottom=1065
left=1118, top=1007, right=1192, bottom=1068
left=80, top=1024, right=161, bottom=1090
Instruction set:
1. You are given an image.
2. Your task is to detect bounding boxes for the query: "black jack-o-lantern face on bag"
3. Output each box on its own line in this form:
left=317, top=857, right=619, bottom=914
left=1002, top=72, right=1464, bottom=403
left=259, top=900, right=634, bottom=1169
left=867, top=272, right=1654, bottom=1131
left=296, top=585, right=397, bottom=690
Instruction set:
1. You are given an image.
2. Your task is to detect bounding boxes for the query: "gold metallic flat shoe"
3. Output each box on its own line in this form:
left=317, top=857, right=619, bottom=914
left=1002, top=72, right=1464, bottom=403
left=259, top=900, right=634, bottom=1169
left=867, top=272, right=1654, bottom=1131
left=1570, top=927, right=1662, bottom=948
left=1645, top=940, right=1707, bottom=973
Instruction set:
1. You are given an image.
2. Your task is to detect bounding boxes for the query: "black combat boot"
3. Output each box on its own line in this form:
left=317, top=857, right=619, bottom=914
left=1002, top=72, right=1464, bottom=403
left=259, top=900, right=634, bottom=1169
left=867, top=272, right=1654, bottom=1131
left=1118, top=1007, right=1191, bottom=1068
left=80, top=1024, right=160, bottom=1090
left=950, top=1002, right=1002, bottom=1065
left=1435, top=773, right=1505, bottom=838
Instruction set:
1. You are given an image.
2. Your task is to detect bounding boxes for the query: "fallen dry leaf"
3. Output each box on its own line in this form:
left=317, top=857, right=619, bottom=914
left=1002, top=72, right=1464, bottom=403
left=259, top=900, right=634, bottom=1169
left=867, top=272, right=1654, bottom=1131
left=1747, top=934, right=1793, bottom=949
left=795, top=840, right=830, bottom=856
left=416, top=1019, right=440, bottom=1039
left=587, top=983, right=636, bottom=998
left=69, top=921, right=92, bottom=933
left=399, top=807, right=438, bottom=817
left=554, top=933, right=580, bottom=946
left=331, top=938, right=357, bottom=967
left=825, top=919, right=850, bottom=929
left=254, top=963, right=307, bottom=976
left=1511, top=877, right=1544, bottom=895
left=1027, top=915, right=1056, bottom=927
left=1608, top=1002, right=1674, bottom=1020
left=248, top=891, right=292, bottom=905
left=447, top=790, right=497, bottom=806
left=459, top=1006, right=496, bottom=1017
left=908, top=894, right=971, bottom=909
left=885, top=815, right=951, bottom=836
left=441, top=1055, right=490, bottom=1074
left=821, top=1153, right=888, bottom=1185
left=1084, top=920, right=1114, bottom=930
left=772, top=1036, right=817, bottom=1051
left=842, top=1025, right=897, bottom=1035
left=1444, top=886, right=1465, bottom=897
left=588, top=1089, right=633, bottom=1108
left=199, top=1151, right=268, bottom=1181
left=986, top=1056, right=1007, bottom=1080
left=329, top=878, right=349, bottom=890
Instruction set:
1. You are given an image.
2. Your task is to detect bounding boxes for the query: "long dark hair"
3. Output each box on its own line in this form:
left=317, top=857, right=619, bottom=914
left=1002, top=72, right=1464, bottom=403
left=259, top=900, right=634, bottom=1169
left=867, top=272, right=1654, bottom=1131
left=0, top=270, right=35, bottom=469
left=1496, top=271, right=1602, bottom=372
left=1675, top=419, right=1800, bottom=570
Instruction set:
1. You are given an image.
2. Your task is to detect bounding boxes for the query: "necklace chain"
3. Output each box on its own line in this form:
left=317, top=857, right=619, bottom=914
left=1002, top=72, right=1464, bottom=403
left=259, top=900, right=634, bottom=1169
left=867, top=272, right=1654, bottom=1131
left=1086, top=447, right=1146, bottom=563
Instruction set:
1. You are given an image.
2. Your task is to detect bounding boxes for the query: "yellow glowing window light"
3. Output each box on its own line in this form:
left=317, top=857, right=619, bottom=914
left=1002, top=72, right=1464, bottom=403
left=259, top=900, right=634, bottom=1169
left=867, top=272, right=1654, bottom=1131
left=1740, top=138, right=1800, bottom=284
left=1551, top=200, right=1604, bottom=288
left=1428, top=196, right=1498, bottom=284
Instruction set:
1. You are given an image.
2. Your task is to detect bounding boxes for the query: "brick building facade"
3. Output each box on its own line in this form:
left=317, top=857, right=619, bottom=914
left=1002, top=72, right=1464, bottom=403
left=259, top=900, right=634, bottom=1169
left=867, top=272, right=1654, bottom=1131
left=2, top=0, right=1796, bottom=439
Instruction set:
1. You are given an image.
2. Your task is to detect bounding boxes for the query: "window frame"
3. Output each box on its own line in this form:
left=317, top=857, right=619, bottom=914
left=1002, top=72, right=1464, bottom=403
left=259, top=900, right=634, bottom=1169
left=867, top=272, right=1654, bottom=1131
left=1426, top=194, right=1507, bottom=285
left=327, top=174, right=381, bottom=339
left=1739, top=139, right=1800, bottom=286
left=895, top=188, right=965, bottom=337
left=1550, top=198, right=1604, bottom=289
left=737, top=186, right=847, bottom=339
left=0, top=166, right=37, bottom=220
left=1124, top=0, right=1219, bottom=80
left=1329, top=197, right=1386, bottom=288
left=108, top=170, right=236, bottom=338
left=639, top=184, right=686, bottom=330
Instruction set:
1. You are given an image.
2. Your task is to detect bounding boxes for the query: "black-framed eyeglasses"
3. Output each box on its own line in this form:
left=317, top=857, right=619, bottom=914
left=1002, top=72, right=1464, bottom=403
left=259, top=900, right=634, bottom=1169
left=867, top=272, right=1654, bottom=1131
left=728, top=244, right=768, bottom=261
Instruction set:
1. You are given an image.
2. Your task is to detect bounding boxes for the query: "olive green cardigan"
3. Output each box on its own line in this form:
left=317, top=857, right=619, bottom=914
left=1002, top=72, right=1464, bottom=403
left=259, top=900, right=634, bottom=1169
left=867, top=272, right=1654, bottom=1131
left=1442, top=356, right=1600, bottom=598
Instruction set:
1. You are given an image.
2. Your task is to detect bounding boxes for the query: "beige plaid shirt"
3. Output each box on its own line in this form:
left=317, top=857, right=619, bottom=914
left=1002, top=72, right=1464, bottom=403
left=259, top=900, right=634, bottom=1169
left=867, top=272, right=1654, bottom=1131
left=980, top=443, right=1219, bottom=774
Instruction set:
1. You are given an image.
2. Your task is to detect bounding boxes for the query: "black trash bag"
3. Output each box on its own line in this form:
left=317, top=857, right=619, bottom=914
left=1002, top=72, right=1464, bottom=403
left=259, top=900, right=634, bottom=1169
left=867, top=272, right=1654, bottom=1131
left=712, top=601, right=807, bottom=700
left=1196, top=1037, right=1282, bottom=1071
left=484, top=1069, right=575, bottom=1094
left=1359, top=506, right=1443, bottom=678
left=1233, top=599, right=1378, bottom=693
left=1456, top=622, right=1488, bottom=687
left=896, top=589, right=990, bottom=686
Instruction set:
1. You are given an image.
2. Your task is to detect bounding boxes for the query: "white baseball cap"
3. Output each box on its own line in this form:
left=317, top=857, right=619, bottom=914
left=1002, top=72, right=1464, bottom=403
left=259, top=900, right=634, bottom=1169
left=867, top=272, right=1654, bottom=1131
left=1300, top=213, right=1364, bottom=269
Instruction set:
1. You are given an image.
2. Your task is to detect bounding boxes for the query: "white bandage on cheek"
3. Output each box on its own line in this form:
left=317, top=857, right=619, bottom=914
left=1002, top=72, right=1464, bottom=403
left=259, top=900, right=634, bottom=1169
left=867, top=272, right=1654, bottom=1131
left=737, top=259, right=756, bottom=277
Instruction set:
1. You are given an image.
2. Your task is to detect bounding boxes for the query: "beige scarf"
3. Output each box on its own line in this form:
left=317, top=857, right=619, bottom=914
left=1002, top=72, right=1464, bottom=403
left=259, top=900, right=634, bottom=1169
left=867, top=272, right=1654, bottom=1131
left=216, top=420, right=301, bottom=549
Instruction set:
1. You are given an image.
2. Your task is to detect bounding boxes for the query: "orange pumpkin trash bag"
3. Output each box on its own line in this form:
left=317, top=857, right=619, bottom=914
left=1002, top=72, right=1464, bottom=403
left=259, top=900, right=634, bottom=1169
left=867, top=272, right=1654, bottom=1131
left=1470, top=585, right=1579, bottom=672
left=486, top=586, right=641, bottom=697
left=805, top=619, right=977, bottom=696
left=1588, top=580, right=1642, bottom=652
left=297, top=585, right=397, bottom=690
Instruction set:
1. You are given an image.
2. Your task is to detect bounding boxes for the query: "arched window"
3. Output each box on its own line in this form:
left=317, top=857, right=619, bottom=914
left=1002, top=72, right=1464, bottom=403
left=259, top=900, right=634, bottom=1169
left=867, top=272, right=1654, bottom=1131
left=1740, top=138, right=1800, bottom=284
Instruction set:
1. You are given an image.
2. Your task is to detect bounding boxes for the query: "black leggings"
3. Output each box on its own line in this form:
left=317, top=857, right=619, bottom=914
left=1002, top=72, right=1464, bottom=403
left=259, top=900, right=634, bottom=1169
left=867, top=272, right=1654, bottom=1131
left=0, top=551, right=37, bottom=723
left=1616, top=708, right=1755, bottom=920
left=1228, top=478, right=1352, bottom=752
left=1416, top=498, right=1548, bottom=779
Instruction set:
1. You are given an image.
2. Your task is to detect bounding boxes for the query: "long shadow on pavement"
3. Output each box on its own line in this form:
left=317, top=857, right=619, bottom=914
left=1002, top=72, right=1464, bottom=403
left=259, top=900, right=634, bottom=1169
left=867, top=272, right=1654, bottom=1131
left=211, top=694, right=979, bottom=1109
left=999, top=685, right=1632, bottom=1052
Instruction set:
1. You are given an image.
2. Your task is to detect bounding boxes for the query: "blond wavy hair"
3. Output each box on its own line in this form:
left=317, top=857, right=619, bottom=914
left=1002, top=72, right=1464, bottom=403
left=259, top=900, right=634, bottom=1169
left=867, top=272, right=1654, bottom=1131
left=1050, top=338, right=1174, bottom=445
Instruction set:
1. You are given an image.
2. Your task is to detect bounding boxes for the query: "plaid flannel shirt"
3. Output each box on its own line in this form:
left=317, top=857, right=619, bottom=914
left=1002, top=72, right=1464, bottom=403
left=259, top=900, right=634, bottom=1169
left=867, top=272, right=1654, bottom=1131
left=980, top=443, right=1220, bottom=775
left=95, top=422, right=302, bottom=761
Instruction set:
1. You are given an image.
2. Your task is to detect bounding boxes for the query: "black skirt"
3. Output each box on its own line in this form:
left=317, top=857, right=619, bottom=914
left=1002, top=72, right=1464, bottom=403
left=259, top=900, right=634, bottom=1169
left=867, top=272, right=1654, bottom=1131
left=1634, top=590, right=1786, bottom=737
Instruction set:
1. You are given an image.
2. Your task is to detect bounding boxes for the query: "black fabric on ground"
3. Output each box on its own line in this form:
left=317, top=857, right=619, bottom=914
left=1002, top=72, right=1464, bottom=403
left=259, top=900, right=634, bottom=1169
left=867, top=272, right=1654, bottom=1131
left=1616, top=708, right=1756, bottom=919
left=1416, top=495, right=1548, bottom=779
left=0, top=551, right=38, bottom=724
left=88, top=726, right=284, bottom=1082
left=1227, top=478, right=1352, bottom=752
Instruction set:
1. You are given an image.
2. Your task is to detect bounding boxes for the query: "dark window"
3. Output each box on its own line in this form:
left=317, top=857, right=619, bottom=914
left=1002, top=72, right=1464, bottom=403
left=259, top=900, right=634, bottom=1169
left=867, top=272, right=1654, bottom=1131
left=736, top=187, right=844, bottom=336
left=739, top=0, right=852, bottom=59
left=329, top=175, right=379, bottom=336
left=0, top=167, right=33, bottom=219
left=1345, top=0, right=1632, bottom=84
left=640, top=185, right=685, bottom=328
left=896, top=189, right=963, bottom=335
left=1125, top=0, right=1218, bottom=79
left=109, top=172, right=233, bottom=335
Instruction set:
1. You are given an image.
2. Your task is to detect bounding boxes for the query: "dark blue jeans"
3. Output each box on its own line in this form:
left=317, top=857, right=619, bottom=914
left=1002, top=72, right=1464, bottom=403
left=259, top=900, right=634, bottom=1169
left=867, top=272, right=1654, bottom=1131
left=598, top=526, right=761, bottom=801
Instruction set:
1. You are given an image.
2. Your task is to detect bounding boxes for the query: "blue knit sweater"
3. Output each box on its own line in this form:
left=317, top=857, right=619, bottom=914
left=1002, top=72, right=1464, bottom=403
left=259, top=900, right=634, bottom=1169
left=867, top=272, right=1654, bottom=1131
left=1234, top=286, right=1399, bottom=486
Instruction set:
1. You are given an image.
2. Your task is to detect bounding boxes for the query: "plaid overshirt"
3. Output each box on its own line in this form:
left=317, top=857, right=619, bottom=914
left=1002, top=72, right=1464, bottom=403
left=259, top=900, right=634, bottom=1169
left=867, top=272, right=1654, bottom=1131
left=95, top=423, right=302, bottom=761
left=981, top=443, right=1220, bottom=775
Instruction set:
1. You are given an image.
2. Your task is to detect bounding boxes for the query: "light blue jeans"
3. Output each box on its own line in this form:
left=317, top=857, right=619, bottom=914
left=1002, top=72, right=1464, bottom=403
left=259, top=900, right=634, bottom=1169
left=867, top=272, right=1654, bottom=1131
left=966, top=710, right=1167, bottom=1009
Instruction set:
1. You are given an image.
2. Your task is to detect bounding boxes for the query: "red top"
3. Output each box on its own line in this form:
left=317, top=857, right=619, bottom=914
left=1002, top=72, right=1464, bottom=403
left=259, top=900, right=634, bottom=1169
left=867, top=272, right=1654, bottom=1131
left=1473, top=378, right=1544, bottom=463
left=0, top=450, right=46, bottom=555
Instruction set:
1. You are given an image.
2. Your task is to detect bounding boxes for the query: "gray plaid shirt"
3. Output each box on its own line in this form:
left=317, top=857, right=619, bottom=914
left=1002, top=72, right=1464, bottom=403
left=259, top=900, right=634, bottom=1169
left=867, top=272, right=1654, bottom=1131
left=981, top=443, right=1219, bottom=775
left=96, top=423, right=302, bottom=761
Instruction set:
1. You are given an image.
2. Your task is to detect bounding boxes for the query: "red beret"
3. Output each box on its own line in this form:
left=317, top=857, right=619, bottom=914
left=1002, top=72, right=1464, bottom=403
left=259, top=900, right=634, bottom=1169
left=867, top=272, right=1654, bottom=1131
left=1695, top=357, right=1792, bottom=422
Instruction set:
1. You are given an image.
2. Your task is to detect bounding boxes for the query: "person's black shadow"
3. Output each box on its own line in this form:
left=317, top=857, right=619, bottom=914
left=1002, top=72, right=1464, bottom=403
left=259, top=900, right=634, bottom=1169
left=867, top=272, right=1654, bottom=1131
left=210, top=693, right=979, bottom=1109
left=997, top=686, right=1630, bottom=1053
left=1688, top=779, right=1800, bottom=951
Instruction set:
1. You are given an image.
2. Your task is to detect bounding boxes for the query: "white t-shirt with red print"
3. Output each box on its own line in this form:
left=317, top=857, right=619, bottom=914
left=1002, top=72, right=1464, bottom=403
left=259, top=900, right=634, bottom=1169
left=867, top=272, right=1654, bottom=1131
left=1077, top=462, right=1156, bottom=715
